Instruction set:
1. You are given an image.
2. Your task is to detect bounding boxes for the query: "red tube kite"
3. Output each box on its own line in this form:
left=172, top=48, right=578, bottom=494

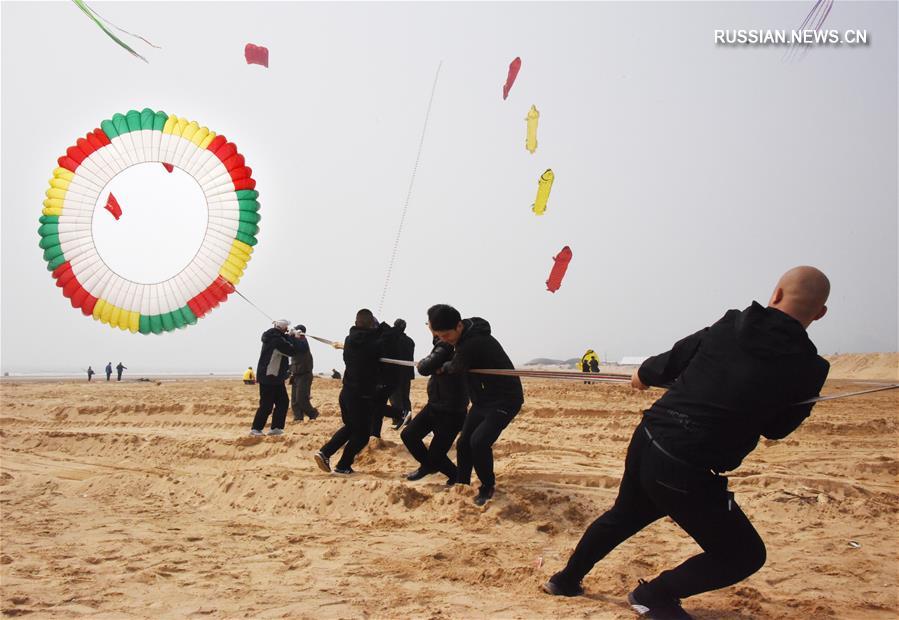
left=245, top=43, right=269, bottom=68
left=546, top=245, right=572, bottom=293
left=104, top=192, right=122, bottom=220
left=503, top=57, right=521, bottom=100
left=161, top=162, right=174, bottom=173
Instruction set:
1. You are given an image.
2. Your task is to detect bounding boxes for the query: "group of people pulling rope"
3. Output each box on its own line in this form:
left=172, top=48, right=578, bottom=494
left=245, top=266, right=897, bottom=620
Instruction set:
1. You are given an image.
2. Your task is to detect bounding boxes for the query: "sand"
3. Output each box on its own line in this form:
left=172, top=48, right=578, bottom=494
left=1, top=359, right=897, bottom=618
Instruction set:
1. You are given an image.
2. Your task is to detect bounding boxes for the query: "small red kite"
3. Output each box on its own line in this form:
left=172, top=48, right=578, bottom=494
left=245, top=43, right=269, bottom=68
left=104, top=193, right=123, bottom=220
left=161, top=162, right=174, bottom=173
left=546, top=245, right=572, bottom=293
left=503, top=57, right=521, bottom=100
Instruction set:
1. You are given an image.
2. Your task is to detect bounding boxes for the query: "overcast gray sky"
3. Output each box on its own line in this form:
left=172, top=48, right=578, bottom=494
left=2, top=1, right=896, bottom=375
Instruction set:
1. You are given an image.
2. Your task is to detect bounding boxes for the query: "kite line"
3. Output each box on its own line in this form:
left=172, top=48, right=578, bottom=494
left=377, top=60, right=443, bottom=316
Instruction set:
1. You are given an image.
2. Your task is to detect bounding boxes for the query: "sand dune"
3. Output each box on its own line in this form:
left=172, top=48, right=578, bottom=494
left=1, top=367, right=897, bottom=618
left=824, top=352, right=898, bottom=381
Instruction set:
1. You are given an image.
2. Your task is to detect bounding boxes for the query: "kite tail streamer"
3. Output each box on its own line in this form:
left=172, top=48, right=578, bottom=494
left=377, top=60, right=443, bottom=316
left=72, top=0, right=150, bottom=63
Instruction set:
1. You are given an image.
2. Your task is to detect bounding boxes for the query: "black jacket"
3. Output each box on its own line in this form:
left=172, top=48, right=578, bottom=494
left=397, top=332, right=416, bottom=381
left=639, top=302, right=830, bottom=473
left=342, top=323, right=392, bottom=398
left=418, top=339, right=469, bottom=413
left=289, top=336, right=314, bottom=375
left=378, top=327, right=414, bottom=387
left=445, top=318, right=523, bottom=410
left=257, top=328, right=299, bottom=384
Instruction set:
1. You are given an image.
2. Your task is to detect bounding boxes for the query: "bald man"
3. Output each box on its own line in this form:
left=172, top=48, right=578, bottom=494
left=544, top=267, right=831, bottom=620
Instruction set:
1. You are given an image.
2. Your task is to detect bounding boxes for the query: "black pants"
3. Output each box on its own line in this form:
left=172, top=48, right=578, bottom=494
left=290, top=372, right=317, bottom=418
left=320, top=389, right=374, bottom=469
left=400, top=405, right=465, bottom=479
left=116, top=372, right=123, bottom=381
left=389, top=379, right=412, bottom=413
left=252, top=383, right=289, bottom=431
left=370, top=385, right=401, bottom=438
left=556, top=420, right=766, bottom=601
left=456, top=403, right=520, bottom=489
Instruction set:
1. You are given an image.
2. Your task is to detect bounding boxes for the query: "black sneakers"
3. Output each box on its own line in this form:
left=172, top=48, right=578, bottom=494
left=405, top=467, right=433, bottom=481
left=541, top=574, right=584, bottom=597
left=474, top=486, right=494, bottom=506
left=627, top=580, right=693, bottom=620
left=333, top=466, right=354, bottom=475
left=314, top=451, right=331, bottom=473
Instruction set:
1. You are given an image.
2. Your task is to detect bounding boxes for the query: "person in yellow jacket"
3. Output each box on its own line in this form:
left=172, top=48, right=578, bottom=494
left=243, top=366, right=256, bottom=385
left=581, top=350, right=600, bottom=383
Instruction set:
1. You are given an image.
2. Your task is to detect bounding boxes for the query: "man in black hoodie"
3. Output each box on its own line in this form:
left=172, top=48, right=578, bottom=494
left=543, top=267, right=831, bottom=620
left=315, top=309, right=392, bottom=474
left=251, top=320, right=300, bottom=437
left=370, top=319, right=409, bottom=438
left=428, top=304, right=523, bottom=506
left=389, top=318, right=416, bottom=428
left=289, top=325, right=319, bottom=422
left=401, top=336, right=469, bottom=484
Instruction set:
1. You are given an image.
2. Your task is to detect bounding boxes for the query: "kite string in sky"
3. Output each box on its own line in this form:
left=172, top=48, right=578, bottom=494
left=72, top=0, right=159, bottom=63
left=377, top=60, right=443, bottom=317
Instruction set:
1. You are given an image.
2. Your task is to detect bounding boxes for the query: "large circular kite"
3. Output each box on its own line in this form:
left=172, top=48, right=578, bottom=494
left=37, top=108, right=260, bottom=334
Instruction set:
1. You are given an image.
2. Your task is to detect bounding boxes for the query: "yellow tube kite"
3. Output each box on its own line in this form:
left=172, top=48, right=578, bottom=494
left=532, top=168, right=554, bottom=216
left=525, top=105, right=539, bottom=154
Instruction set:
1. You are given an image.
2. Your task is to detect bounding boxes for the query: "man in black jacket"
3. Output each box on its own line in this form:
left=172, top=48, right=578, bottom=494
left=543, top=267, right=831, bottom=620
left=251, top=320, right=300, bottom=437
left=289, top=325, right=319, bottom=422
left=428, top=304, right=523, bottom=506
left=389, top=318, right=416, bottom=429
left=315, top=309, right=392, bottom=474
left=401, top=336, right=469, bottom=484
left=370, top=320, right=408, bottom=438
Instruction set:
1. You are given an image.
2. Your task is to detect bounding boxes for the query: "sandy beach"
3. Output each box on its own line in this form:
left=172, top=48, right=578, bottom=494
left=1, top=354, right=896, bottom=618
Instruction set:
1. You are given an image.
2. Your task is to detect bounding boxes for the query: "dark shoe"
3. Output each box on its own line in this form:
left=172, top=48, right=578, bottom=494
left=542, top=574, right=584, bottom=597
left=405, top=467, right=433, bottom=481
left=474, top=486, right=494, bottom=506
left=333, top=466, right=354, bottom=475
left=307, top=409, right=319, bottom=421
left=293, top=416, right=302, bottom=422
left=627, top=580, right=693, bottom=619
left=444, top=474, right=457, bottom=486
left=314, top=451, right=331, bottom=473
left=391, top=415, right=404, bottom=430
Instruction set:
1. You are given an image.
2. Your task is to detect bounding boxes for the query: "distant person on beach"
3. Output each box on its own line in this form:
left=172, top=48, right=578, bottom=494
left=429, top=304, right=523, bottom=506
left=116, top=362, right=127, bottom=381
left=401, top=335, right=468, bottom=484
left=315, top=309, right=392, bottom=475
left=543, top=266, right=832, bottom=620
left=289, top=325, right=319, bottom=422
left=331, top=369, right=342, bottom=380
left=105, top=362, right=112, bottom=381
left=250, top=320, right=300, bottom=437
left=87, top=366, right=95, bottom=382
left=243, top=367, right=256, bottom=385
